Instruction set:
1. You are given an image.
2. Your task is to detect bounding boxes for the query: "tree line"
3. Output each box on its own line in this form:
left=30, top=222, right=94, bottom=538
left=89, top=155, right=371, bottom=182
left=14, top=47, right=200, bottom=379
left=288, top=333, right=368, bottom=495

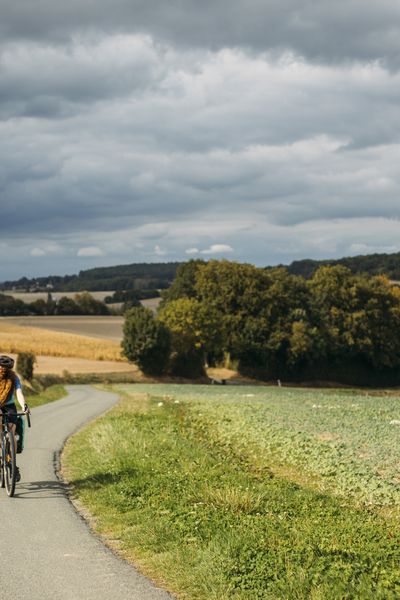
left=122, top=259, right=400, bottom=386
left=0, top=262, right=180, bottom=292
left=0, top=292, right=110, bottom=316
left=286, top=251, right=400, bottom=279
left=6, top=249, right=400, bottom=295
left=0, top=288, right=163, bottom=316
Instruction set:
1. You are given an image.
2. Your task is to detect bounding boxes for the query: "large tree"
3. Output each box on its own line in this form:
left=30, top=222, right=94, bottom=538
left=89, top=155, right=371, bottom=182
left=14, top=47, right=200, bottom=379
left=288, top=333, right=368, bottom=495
left=194, top=260, right=273, bottom=356
left=122, top=306, right=171, bottom=376
left=160, top=259, right=205, bottom=306
left=309, top=266, right=400, bottom=369
left=158, top=297, right=223, bottom=376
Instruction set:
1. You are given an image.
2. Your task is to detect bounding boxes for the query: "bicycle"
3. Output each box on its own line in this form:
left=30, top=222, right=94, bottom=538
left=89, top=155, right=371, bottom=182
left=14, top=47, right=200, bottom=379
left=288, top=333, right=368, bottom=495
left=0, top=410, right=31, bottom=497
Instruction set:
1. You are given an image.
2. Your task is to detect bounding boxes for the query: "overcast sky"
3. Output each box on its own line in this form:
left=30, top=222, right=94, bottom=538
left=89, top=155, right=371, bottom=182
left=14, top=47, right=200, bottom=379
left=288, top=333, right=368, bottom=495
left=1, top=1, right=400, bottom=280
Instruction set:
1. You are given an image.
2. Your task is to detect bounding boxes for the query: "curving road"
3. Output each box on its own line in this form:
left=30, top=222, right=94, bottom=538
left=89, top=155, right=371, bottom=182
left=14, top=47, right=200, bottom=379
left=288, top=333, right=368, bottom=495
left=0, top=385, right=173, bottom=600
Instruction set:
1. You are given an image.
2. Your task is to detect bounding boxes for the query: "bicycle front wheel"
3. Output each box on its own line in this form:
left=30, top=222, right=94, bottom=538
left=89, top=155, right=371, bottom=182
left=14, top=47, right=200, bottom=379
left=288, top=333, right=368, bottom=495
left=0, top=435, right=5, bottom=488
left=4, top=432, right=16, bottom=497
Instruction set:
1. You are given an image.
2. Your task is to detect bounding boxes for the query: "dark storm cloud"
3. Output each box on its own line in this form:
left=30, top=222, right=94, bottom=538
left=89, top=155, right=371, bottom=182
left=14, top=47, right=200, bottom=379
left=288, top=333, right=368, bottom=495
left=1, top=1, right=400, bottom=279
left=1, top=1, right=400, bottom=67
left=0, top=36, right=166, bottom=119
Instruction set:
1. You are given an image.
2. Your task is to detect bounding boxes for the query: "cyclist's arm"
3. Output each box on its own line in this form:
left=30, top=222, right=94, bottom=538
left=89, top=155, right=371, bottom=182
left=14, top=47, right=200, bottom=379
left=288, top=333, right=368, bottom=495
left=16, top=388, right=26, bottom=412
left=15, top=377, right=27, bottom=411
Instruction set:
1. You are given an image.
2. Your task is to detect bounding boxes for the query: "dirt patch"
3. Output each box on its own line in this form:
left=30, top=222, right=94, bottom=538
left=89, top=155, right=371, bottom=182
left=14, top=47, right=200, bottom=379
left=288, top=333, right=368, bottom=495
left=0, top=316, right=124, bottom=341
left=207, top=368, right=238, bottom=380
left=9, top=354, right=136, bottom=376
left=316, top=432, right=340, bottom=442
left=141, top=298, right=161, bottom=312
left=206, top=367, right=265, bottom=385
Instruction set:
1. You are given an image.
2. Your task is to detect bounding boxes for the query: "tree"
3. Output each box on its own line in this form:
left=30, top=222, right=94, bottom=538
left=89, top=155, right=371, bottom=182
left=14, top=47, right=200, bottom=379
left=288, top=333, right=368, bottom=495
left=74, top=292, right=109, bottom=315
left=306, top=266, right=400, bottom=382
left=0, top=294, right=30, bottom=316
left=360, top=276, right=400, bottom=368
left=194, top=260, right=273, bottom=356
left=158, top=298, right=223, bottom=377
left=104, top=290, right=141, bottom=306
left=29, top=299, right=48, bottom=315
left=234, top=269, right=317, bottom=379
left=122, top=306, right=170, bottom=376
left=17, top=352, right=36, bottom=381
left=160, top=260, right=205, bottom=305
left=46, top=292, right=56, bottom=315
left=55, top=296, right=80, bottom=315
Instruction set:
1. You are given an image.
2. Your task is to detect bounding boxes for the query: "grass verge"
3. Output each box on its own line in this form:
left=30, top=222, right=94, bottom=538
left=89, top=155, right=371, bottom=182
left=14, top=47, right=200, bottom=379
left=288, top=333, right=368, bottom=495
left=26, top=384, right=68, bottom=409
left=62, top=391, right=400, bottom=600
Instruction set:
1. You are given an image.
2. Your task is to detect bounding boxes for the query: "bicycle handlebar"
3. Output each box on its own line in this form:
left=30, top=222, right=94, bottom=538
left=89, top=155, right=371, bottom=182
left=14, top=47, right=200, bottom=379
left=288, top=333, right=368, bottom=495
left=16, top=412, right=31, bottom=428
left=0, top=411, right=31, bottom=428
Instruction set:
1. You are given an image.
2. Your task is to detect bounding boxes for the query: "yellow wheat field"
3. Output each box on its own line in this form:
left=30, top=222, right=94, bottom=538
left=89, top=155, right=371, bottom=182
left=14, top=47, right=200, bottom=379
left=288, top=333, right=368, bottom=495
left=0, top=322, right=126, bottom=362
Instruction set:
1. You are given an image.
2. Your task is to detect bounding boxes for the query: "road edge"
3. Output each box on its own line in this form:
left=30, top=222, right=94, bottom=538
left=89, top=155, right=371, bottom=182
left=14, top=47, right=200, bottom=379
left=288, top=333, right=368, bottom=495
left=56, top=385, right=175, bottom=599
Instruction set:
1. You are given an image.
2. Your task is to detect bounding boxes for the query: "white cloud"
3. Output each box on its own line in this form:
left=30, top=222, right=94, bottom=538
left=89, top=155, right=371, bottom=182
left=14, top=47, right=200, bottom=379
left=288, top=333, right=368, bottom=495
left=77, top=246, right=104, bottom=257
left=154, top=244, right=167, bottom=256
left=200, top=244, right=234, bottom=254
left=30, top=248, right=46, bottom=257
left=185, top=247, right=199, bottom=254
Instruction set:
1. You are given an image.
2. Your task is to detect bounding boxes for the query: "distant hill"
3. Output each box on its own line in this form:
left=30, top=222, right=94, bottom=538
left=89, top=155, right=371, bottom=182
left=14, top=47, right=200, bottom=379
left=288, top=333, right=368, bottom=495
left=3, top=252, right=400, bottom=294
left=0, top=262, right=181, bottom=293
left=284, top=252, right=400, bottom=279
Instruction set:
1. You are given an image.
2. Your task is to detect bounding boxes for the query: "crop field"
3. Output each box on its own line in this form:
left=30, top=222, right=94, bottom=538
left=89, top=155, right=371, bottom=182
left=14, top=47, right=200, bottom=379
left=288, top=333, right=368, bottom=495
left=0, top=316, right=124, bottom=341
left=6, top=354, right=134, bottom=375
left=0, top=321, right=125, bottom=361
left=121, top=384, right=400, bottom=508
left=63, top=384, right=400, bottom=599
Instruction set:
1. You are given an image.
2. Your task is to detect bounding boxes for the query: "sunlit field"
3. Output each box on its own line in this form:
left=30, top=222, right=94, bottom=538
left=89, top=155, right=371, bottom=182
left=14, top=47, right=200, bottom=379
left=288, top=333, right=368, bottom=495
left=0, top=316, right=124, bottom=341
left=0, top=321, right=125, bottom=361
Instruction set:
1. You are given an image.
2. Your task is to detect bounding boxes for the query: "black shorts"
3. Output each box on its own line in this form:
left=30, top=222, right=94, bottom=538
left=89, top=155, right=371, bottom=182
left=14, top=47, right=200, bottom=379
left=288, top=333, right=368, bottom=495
left=1, top=404, right=18, bottom=426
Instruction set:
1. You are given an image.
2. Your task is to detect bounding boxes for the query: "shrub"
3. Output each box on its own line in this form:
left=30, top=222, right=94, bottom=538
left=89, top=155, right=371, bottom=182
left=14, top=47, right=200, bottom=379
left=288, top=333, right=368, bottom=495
left=122, top=306, right=171, bottom=376
left=74, top=292, right=110, bottom=315
left=17, top=352, right=36, bottom=381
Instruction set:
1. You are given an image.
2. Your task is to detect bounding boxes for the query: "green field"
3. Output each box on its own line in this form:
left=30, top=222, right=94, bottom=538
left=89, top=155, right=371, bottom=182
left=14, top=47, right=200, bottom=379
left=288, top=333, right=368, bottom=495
left=26, top=384, right=67, bottom=408
left=122, top=384, right=400, bottom=508
left=63, top=384, right=400, bottom=599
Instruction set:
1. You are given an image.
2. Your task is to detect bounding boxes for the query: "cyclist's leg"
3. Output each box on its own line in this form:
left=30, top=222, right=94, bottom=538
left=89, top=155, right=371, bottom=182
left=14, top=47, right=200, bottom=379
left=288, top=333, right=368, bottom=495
left=5, top=405, right=20, bottom=481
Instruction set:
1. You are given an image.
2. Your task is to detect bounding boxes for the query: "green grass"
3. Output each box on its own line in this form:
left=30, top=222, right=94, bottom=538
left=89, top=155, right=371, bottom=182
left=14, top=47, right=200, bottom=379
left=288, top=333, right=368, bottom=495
left=115, top=384, right=400, bottom=508
left=25, top=384, right=67, bottom=408
left=62, top=385, right=400, bottom=599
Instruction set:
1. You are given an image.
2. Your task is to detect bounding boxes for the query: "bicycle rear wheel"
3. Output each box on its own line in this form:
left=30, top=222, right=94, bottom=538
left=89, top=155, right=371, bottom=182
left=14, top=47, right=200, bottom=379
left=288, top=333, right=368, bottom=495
left=4, top=432, right=16, bottom=497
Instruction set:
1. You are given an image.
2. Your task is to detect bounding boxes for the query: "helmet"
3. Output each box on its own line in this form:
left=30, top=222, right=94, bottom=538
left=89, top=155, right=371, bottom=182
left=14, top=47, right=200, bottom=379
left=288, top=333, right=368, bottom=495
left=0, top=356, right=14, bottom=369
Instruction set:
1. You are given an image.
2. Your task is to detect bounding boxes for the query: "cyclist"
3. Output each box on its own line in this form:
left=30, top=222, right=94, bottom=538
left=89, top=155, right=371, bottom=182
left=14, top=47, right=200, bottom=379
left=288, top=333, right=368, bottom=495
left=0, top=355, right=28, bottom=482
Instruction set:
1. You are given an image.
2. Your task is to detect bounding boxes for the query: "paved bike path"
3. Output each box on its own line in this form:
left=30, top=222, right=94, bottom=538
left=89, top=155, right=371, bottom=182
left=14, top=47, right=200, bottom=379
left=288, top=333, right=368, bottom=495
left=0, top=385, right=173, bottom=600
